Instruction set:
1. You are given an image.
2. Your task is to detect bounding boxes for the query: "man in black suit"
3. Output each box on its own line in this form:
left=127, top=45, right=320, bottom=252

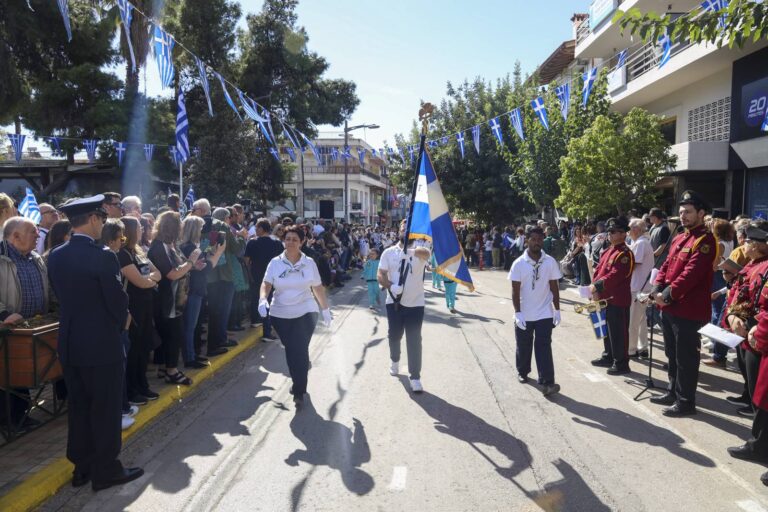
left=48, top=195, right=144, bottom=491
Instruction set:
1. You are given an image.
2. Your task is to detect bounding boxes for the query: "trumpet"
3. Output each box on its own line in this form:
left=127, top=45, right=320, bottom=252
left=573, top=298, right=611, bottom=314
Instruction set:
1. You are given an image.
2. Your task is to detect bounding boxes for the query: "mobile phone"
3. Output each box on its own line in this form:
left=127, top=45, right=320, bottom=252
left=217, top=232, right=225, bottom=245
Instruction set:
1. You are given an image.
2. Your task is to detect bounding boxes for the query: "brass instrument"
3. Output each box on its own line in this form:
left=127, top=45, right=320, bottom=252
left=573, top=298, right=611, bottom=315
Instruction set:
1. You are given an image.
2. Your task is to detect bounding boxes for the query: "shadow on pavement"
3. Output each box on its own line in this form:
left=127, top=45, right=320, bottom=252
left=526, top=458, right=611, bottom=512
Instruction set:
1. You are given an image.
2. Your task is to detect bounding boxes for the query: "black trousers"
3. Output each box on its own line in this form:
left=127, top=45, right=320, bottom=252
left=155, top=315, right=182, bottom=369
left=386, top=304, right=425, bottom=380
left=737, top=345, right=750, bottom=400
left=745, top=349, right=762, bottom=405
left=126, top=298, right=153, bottom=398
left=604, top=304, right=630, bottom=367
left=64, top=362, right=124, bottom=478
left=661, top=312, right=705, bottom=406
left=271, top=313, right=318, bottom=397
left=748, top=407, right=768, bottom=455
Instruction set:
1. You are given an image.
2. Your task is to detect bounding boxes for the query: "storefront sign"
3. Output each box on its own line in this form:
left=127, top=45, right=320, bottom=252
left=741, top=77, right=768, bottom=137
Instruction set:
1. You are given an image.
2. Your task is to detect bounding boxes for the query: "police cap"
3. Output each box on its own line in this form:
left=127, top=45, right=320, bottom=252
left=605, top=217, right=629, bottom=232
left=678, top=190, right=710, bottom=212
left=58, top=194, right=107, bottom=218
left=745, top=221, right=768, bottom=243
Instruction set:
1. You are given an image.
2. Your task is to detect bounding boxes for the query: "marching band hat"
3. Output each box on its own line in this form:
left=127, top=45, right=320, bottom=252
left=745, top=221, right=768, bottom=243
left=58, top=194, right=107, bottom=218
left=678, top=189, right=710, bottom=212
left=605, top=217, right=629, bottom=232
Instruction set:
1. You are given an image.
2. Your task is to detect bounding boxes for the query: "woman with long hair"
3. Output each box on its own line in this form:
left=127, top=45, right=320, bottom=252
left=147, top=211, right=200, bottom=386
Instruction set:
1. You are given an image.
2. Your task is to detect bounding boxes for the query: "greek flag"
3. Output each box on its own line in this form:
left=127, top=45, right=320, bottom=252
left=582, top=67, right=598, bottom=107
left=176, top=88, right=190, bottom=163
left=342, top=146, right=352, bottom=160
left=427, top=140, right=439, bottom=148
left=658, top=32, right=672, bottom=68
left=298, top=131, right=323, bottom=166
left=169, top=145, right=178, bottom=164
left=144, top=143, right=155, bottom=162
left=409, top=145, right=416, bottom=164
left=589, top=309, right=608, bottom=339
left=238, top=91, right=273, bottom=144
left=153, top=26, right=175, bottom=89
left=117, top=0, right=136, bottom=72
left=195, top=57, right=213, bottom=117
left=184, top=186, right=195, bottom=209
left=399, top=147, right=406, bottom=162
left=371, top=149, right=377, bottom=158
left=357, top=148, right=366, bottom=166
left=57, top=0, right=72, bottom=42
left=215, top=72, right=242, bottom=120
left=456, top=132, right=465, bottom=159
left=50, top=137, right=63, bottom=157
left=18, top=187, right=41, bottom=225
left=8, top=134, right=25, bottom=163
left=83, top=139, right=98, bottom=163
left=440, top=136, right=449, bottom=146
left=531, top=97, right=550, bottom=131
left=471, top=125, right=481, bottom=155
left=269, top=147, right=281, bottom=162
left=701, top=0, right=729, bottom=28
left=555, top=84, right=570, bottom=122
left=616, top=48, right=628, bottom=69
left=378, top=148, right=385, bottom=160
left=286, top=147, right=296, bottom=162
left=489, top=117, right=503, bottom=145
left=508, top=108, right=525, bottom=142
left=281, top=122, right=300, bottom=150
left=193, top=146, right=201, bottom=158
left=408, top=150, right=474, bottom=291
left=114, top=141, right=126, bottom=167
left=331, top=147, right=339, bottom=161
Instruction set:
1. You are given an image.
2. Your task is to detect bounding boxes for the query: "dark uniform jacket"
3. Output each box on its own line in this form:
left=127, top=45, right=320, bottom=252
left=653, top=224, right=716, bottom=322
left=48, top=235, right=129, bottom=366
left=593, top=243, right=634, bottom=307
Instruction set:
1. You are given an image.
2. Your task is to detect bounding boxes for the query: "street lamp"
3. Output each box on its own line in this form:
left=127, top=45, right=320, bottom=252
left=344, top=120, right=379, bottom=223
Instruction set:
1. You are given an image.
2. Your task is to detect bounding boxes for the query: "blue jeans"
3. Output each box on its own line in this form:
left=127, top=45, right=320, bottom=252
left=484, top=250, right=492, bottom=267
left=183, top=294, right=204, bottom=363
left=515, top=319, right=555, bottom=384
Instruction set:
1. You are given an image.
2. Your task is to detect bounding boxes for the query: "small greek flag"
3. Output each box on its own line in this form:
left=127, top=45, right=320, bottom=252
left=342, top=146, right=352, bottom=160
left=169, top=145, right=178, bottom=164
left=19, top=187, right=41, bottom=224
left=153, top=26, right=175, bottom=89
left=582, top=67, right=598, bottom=107
left=184, top=186, right=195, bottom=209
left=488, top=117, right=503, bottom=145
left=238, top=90, right=273, bottom=144
left=114, top=141, right=126, bottom=167
left=701, top=0, right=729, bottom=28
left=371, top=148, right=377, bottom=158
left=357, top=148, right=366, bottom=166
left=440, top=136, right=449, bottom=146
left=117, top=0, right=136, bottom=72
left=590, top=309, right=608, bottom=339
left=193, top=146, right=201, bottom=159
left=50, top=137, right=63, bottom=157
left=8, top=134, right=25, bottom=163
left=616, top=48, right=628, bottom=69
left=83, top=139, right=98, bottom=163
left=176, top=87, right=190, bottom=162
left=331, top=147, right=340, bottom=161
left=456, top=132, right=465, bottom=159
left=195, top=57, right=214, bottom=117
left=658, top=32, right=672, bottom=68
left=298, top=131, right=323, bottom=166
left=57, top=0, right=72, bottom=42
left=471, top=125, right=481, bottom=155
left=269, top=147, right=281, bottom=162
left=215, top=72, right=242, bottom=120
left=144, top=143, right=155, bottom=162
left=508, top=108, right=525, bottom=142
left=531, top=97, right=550, bottom=131
left=555, top=83, right=570, bottom=121
left=286, top=147, right=296, bottom=162
left=427, top=140, right=439, bottom=148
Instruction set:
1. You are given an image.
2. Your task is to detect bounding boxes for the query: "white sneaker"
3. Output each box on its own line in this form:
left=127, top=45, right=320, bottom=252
left=125, top=405, right=139, bottom=417
left=410, top=378, right=423, bottom=393
left=389, top=361, right=399, bottom=376
left=121, top=415, right=135, bottom=430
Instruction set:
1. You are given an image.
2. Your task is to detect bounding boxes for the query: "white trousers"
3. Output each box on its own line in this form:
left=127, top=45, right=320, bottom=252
left=628, top=298, right=649, bottom=352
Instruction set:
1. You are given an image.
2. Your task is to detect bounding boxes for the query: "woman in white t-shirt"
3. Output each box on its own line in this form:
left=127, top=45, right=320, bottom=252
left=259, top=226, right=331, bottom=408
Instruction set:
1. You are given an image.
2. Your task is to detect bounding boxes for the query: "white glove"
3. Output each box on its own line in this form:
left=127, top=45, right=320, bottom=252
left=258, top=298, right=269, bottom=318
left=389, top=284, right=403, bottom=296
left=515, top=312, right=527, bottom=330
left=321, top=308, right=333, bottom=327
left=553, top=310, right=562, bottom=327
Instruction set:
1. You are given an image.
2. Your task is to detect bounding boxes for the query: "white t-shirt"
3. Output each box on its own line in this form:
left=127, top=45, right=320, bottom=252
left=630, top=234, right=654, bottom=293
left=313, top=224, right=325, bottom=236
left=379, top=243, right=430, bottom=307
left=507, top=249, right=562, bottom=321
left=263, top=252, right=322, bottom=319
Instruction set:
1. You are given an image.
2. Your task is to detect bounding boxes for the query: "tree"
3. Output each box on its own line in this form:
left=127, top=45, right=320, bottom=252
left=556, top=108, right=676, bottom=218
left=615, top=0, right=768, bottom=49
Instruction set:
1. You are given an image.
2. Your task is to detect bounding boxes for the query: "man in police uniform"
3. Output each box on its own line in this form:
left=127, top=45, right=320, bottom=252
left=650, top=190, right=716, bottom=416
left=589, top=217, right=635, bottom=375
left=48, top=195, right=144, bottom=490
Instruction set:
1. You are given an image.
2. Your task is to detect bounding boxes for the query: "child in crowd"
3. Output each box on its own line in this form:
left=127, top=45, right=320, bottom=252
left=430, top=253, right=443, bottom=290
left=363, top=249, right=381, bottom=309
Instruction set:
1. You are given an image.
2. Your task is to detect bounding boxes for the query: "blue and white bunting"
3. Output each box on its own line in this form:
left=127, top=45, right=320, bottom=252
left=427, top=140, right=439, bottom=148
left=582, top=67, right=598, bottom=107
left=488, top=117, right=504, bottom=145
left=169, top=145, right=178, bottom=164
left=701, top=0, right=729, bottom=28
left=298, top=132, right=323, bottom=166
left=555, top=83, right=570, bottom=121
left=195, top=57, right=214, bottom=117
left=357, top=148, right=366, bottom=166
left=176, top=88, right=190, bottom=163
left=531, top=97, right=550, bottom=130
left=371, top=149, right=377, bottom=158
left=117, top=0, right=136, bottom=72
left=269, top=147, right=281, bottom=162
left=456, top=132, right=466, bottom=159
left=471, top=125, right=481, bottom=155
left=409, top=145, right=416, bottom=164
left=114, top=141, right=126, bottom=167
left=144, top=143, right=155, bottom=162
left=215, top=72, right=242, bottom=120
left=440, top=136, right=448, bottom=146
left=331, top=147, right=340, bottom=161
left=8, top=134, right=25, bottom=163
left=19, top=187, right=41, bottom=225
left=238, top=90, right=273, bottom=144
left=286, top=147, right=296, bottom=162
left=57, top=0, right=72, bottom=42
left=616, top=48, right=628, bottom=69
left=50, top=136, right=63, bottom=157
left=185, top=186, right=195, bottom=209
left=342, top=146, right=352, bottom=160
left=508, top=108, right=525, bottom=142
left=153, top=26, right=175, bottom=89
left=658, top=32, right=672, bottom=68
left=83, top=139, right=98, bottom=163
left=193, top=146, right=201, bottom=159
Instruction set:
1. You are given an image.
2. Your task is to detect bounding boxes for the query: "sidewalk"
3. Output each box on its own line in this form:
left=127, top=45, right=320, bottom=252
left=0, top=324, right=263, bottom=512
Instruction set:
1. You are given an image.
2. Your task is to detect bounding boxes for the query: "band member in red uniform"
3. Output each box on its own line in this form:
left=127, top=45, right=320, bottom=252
left=650, top=190, right=716, bottom=417
left=590, top=217, right=635, bottom=375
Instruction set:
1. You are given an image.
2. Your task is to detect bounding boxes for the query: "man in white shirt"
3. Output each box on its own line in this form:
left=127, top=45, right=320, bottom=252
left=378, top=220, right=431, bottom=393
left=627, top=218, right=654, bottom=357
left=35, top=203, right=59, bottom=254
left=508, top=227, right=562, bottom=396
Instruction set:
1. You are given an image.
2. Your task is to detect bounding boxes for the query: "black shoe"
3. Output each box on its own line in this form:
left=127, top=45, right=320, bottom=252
left=128, top=395, right=148, bottom=406
left=141, top=390, right=159, bottom=401
left=227, top=326, right=245, bottom=332
left=293, top=394, right=304, bottom=409
left=72, top=469, right=90, bottom=488
left=262, top=335, right=278, bottom=342
left=591, top=357, right=612, bottom=368
left=650, top=392, right=676, bottom=405
left=92, top=467, right=145, bottom=492
left=184, top=361, right=208, bottom=369
left=761, top=471, right=768, bottom=486
left=727, top=444, right=768, bottom=462
left=517, top=374, right=528, bottom=383
left=662, top=362, right=669, bottom=370
left=195, top=355, right=209, bottom=363
left=662, top=402, right=697, bottom=417
left=637, top=349, right=649, bottom=358
left=224, top=339, right=238, bottom=347
left=727, top=395, right=751, bottom=406
left=207, top=347, right=228, bottom=357
left=628, top=352, right=640, bottom=359
left=737, top=405, right=756, bottom=418
left=607, top=364, right=631, bottom=375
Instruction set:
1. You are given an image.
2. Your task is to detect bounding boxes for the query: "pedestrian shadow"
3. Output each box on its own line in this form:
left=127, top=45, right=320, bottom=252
left=552, top=394, right=715, bottom=467
left=525, top=458, right=611, bottom=512
left=285, top=396, right=374, bottom=509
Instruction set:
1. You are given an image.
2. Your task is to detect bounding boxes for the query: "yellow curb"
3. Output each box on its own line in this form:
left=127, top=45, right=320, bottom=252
left=0, top=326, right=263, bottom=512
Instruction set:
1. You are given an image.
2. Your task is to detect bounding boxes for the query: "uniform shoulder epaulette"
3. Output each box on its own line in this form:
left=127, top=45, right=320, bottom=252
left=692, top=233, right=714, bottom=255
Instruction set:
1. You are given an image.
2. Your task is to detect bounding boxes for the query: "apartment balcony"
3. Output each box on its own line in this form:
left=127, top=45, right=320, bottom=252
left=668, top=141, right=729, bottom=173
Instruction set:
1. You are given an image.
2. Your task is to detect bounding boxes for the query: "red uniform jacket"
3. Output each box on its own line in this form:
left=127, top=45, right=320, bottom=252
left=654, top=224, right=716, bottom=322
left=593, top=243, right=634, bottom=307
left=723, top=257, right=768, bottom=352
left=749, top=270, right=768, bottom=411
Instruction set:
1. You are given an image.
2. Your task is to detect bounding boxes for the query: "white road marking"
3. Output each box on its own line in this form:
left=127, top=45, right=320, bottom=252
left=498, top=300, right=507, bottom=304
left=583, top=372, right=609, bottom=383
left=388, top=466, right=408, bottom=491
left=738, top=500, right=768, bottom=512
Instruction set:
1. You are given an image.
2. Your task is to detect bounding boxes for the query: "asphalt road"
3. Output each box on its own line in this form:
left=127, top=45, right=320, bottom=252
left=41, top=269, right=768, bottom=512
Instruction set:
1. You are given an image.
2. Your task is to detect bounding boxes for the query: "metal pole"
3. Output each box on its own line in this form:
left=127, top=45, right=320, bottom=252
left=179, top=161, right=183, bottom=201
left=344, top=119, right=349, bottom=223
left=299, top=151, right=305, bottom=217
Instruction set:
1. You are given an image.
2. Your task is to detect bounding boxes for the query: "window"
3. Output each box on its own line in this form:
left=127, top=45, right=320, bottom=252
left=659, top=117, right=677, bottom=145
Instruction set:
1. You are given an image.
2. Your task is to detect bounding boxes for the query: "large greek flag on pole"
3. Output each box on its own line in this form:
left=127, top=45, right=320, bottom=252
left=409, top=150, right=474, bottom=291
left=176, top=88, right=190, bottom=162
left=19, top=187, right=41, bottom=224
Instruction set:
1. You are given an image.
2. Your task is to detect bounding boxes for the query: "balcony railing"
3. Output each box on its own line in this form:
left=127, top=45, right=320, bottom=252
left=624, top=33, right=691, bottom=85
left=301, top=165, right=385, bottom=182
left=576, top=19, right=591, bottom=45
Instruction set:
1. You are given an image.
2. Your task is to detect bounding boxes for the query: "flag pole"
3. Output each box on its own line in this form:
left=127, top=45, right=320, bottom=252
left=179, top=160, right=183, bottom=201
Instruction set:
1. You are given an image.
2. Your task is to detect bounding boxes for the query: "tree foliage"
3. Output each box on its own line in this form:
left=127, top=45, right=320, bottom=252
left=557, top=108, right=676, bottom=218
